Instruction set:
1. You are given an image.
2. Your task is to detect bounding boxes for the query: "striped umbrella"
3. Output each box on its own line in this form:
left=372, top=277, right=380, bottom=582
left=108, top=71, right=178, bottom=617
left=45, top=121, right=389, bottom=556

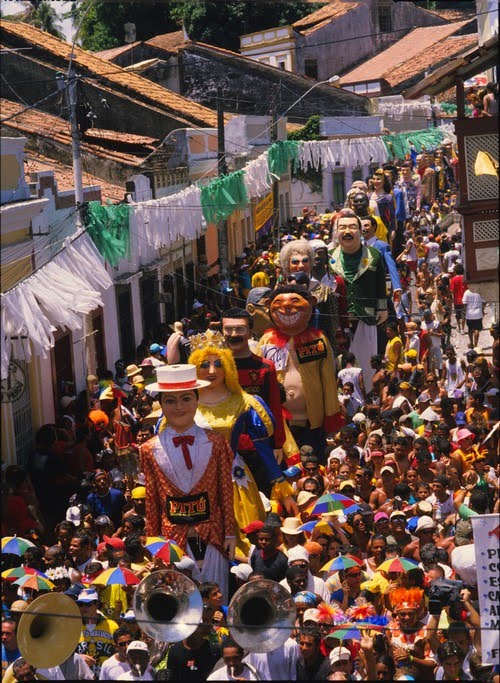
left=297, top=520, right=335, bottom=535
left=145, top=539, right=185, bottom=564
left=92, top=567, right=140, bottom=587
left=144, top=536, right=169, bottom=555
left=310, top=494, right=361, bottom=516
left=321, top=555, right=364, bottom=573
left=13, top=574, right=55, bottom=591
left=377, top=557, right=419, bottom=574
left=2, top=567, right=48, bottom=582
left=326, top=622, right=384, bottom=641
left=1, top=536, right=35, bottom=555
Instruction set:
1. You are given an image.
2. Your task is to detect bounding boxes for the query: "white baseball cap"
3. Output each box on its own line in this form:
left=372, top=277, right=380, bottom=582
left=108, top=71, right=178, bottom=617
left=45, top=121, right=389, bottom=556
left=287, top=546, right=309, bottom=565
left=416, top=515, right=436, bottom=532
left=303, top=608, right=321, bottom=623
left=329, top=646, right=351, bottom=664
left=230, top=564, right=253, bottom=581
left=66, top=506, right=81, bottom=526
left=127, top=640, right=148, bottom=654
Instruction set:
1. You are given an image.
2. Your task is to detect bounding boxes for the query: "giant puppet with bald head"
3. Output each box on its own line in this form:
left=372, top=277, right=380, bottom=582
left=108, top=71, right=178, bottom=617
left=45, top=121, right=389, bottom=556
left=256, top=283, right=343, bottom=458
left=329, top=210, right=388, bottom=391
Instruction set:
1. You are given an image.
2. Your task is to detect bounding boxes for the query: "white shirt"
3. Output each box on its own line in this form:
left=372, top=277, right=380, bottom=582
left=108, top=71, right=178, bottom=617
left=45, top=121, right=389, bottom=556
left=280, top=572, right=330, bottom=603
left=244, top=638, right=300, bottom=681
left=426, top=492, right=455, bottom=517
left=337, top=367, right=364, bottom=403
left=155, top=424, right=212, bottom=494
left=207, top=664, right=260, bottom=680
left=99, top=655, right=131, bottom=680
left=462, top=290, right=484, bottom=320
left=327, top=445, right=363, bottom=467
left=116, top=668, right=154, bottom=681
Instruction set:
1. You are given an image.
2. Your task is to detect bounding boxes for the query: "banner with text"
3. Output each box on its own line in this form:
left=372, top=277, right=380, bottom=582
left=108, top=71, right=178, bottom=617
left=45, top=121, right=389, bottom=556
left=471, top=513, right=500, bottom=666
left=253, top=193, right=273, bottom=233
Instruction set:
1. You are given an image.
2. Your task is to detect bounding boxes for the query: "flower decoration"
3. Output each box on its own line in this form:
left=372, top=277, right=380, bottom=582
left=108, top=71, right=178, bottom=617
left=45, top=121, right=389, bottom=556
left=44, top=566, right=71, bottom=581
left=346, top=596, right=377, bottom=622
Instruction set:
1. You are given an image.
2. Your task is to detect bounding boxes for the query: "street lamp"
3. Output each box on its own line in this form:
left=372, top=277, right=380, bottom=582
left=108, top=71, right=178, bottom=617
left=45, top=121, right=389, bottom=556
left=279, top=75, right=340, bottom=121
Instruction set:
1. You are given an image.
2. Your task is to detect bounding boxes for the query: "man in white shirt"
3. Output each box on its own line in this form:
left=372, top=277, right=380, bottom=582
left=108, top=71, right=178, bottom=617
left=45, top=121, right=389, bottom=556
left=99, top=628, right=133, bottom=680
left=117, top=641, right=154, bottom=681
left=208, top=640, right=262, bottom=681
left=243, top=638, right=300, bottom=680
left=462, top=285, right=485, bottom=349
left=279, top=546, right=330, bottom=602
left=426, top=475, right=455, bottom=519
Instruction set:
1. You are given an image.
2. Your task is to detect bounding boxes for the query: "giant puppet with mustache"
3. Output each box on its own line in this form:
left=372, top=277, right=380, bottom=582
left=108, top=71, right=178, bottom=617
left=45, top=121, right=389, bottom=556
left=329, top=209, right=388, bottom=391
left=256, top=283, right=343, bottom=458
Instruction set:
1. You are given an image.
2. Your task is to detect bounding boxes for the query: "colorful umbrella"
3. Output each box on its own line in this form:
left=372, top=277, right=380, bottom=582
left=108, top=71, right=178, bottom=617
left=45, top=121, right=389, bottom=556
left=321, top=555, right=364, bottom=573
left=377, top=557, right=419, bottom=574
left=1, top=536, right=35, bottom=555
left=297, top=520, right=335, bottom=535
left=1, top=567, right=48, bottom=582
left=144, top=536, right=169, bottom=555
left=92, top=567, right=140, bottom=587
left=310, top=494, right=360, bottom=516
left=13, top=574, right=55, bottom=591
left=326, top=622, right=384, bottom=641
left=99, top=384, right=128, bottom=402
left=146, top=539, right=185, bottom=564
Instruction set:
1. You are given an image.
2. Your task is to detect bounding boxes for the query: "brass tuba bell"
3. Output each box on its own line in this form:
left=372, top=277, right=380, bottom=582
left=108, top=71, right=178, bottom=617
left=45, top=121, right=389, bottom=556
left=228, top=578, right=296, bottom=652
left=17, top=593, right=82, bottom=669
left=133, top=569, right=203, bottom=642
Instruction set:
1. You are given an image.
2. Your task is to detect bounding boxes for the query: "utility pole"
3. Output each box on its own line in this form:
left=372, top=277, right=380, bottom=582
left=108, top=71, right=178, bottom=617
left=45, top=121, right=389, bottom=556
left=271, top=106, right=280, bottom=249
left=216, top=85, right=229, bottom=289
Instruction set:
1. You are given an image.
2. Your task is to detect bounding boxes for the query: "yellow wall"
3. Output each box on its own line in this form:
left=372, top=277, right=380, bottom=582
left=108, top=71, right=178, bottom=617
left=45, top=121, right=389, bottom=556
left=1, top=228, right=30, bottom=247
left=1, top=255, right=33, bottom=291
left=0, top=154, right=22, bottom=190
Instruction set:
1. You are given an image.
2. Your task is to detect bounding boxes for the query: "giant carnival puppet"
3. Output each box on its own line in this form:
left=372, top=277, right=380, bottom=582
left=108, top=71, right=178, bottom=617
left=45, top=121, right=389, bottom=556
left=329, top=210, right=388, bottom=392
left=257, top=283, right=344, bottom=457
left=139, top=363, right=236, bottom=600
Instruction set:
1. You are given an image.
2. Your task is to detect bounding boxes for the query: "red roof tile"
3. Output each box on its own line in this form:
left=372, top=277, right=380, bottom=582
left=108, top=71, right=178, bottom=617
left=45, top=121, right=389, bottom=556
left=386, top=33, right=478, bottom=87
left=0, top=20, right=219, bottom=127
left=145, top=30, right=187, bottom=53
left=293, top=1, right=361, bottom=32
left=94, top=41, right=141, bottom=61
left=339, top=21, right=470, bottom=84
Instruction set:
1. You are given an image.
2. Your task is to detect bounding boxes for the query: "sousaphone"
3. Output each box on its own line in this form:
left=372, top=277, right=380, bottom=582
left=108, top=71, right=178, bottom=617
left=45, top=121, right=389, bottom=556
left=228, top=578, right=296, bottom=652
left=17, top=593, right=82, bottom=669
left=133, top=569, right=203, bottom=642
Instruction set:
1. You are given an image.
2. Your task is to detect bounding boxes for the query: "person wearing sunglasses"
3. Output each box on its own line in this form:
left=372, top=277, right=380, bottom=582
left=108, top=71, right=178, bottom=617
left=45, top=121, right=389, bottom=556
left=99, top=628, right=134, bottom=680
left=330, top=566, right=364, bottom=610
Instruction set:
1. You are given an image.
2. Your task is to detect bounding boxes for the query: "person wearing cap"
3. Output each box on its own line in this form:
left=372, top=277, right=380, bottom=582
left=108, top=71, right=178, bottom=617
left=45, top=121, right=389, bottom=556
left=451, top=429, right=481, bottom=478
left=329, top=646, right=355, bottom=678
left=75, top=588, right=119, bottom=676
left=280, top=545, right=330, bottom=602
left=386, top=510, right=413, bottom=553
left=403, top=515, right=453, bottom=562
left=116, top=640, right=154, bottom=680
left=370, top=414, right=405, bottom=449
left=369, top=465, right=398, bottom=510
left=86, top=470, right=127, bottom=530
left=239, top=520, right=265, bottom=563
left=139, top=364, right=235, bottom=602
left=99, top=627, right=134, bottom=680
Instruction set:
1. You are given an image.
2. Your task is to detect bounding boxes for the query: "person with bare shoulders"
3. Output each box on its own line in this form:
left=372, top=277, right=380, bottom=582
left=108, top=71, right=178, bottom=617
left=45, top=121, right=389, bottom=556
left=403, top=516, right=454, bottom=561
left=385, top=436, right=411, bottom=478
left=370, top=355, right=387, bottom=403
left=369, top=465, right=397, bottom=510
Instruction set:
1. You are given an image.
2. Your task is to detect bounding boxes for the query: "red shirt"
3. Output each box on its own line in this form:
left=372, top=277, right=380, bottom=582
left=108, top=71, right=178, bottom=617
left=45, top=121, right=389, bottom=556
left=449, top=274, right=466, bottom=305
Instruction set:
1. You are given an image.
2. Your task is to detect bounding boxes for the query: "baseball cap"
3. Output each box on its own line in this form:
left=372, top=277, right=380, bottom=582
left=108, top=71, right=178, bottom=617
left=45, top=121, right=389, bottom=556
left=150, top=343, right=164, bottom=354
left=297, top=491, right=316, bottom=507
left=417, top=393, right=431, bottom=403
left=405, top=349, right=418, bottom=359
left=103, top=535, right=125, bottom=550
left=66, top=506, right=81, bottom=526
left=380, top=466, right=395, bottom=476
left=399, top=382, right=412, bottom=390
left=230, top=564, right=253, bottom=581
left=120, top=609, right=136, bottom=621
left=465, top=349, right=478, bottom=359
left=339, top=480, right=356, bottom=491
left=416, top=516, right=436, bottom=532
left=131, top=486, right=146, bottom=500
left=329, top=647, right=351, bottom=664
left=352, top=413, right=366, bottom=424
left=64, top=583, right=86, bottom=600
left=455, top=412, right=467, bottom=425
left=127, top=641, right=148, bottom=654
left=173, top=556, right=196, bottom=571
left=374, top=511, right=389, bottom=523
left=76, top=588, right=99, bottom=603
left=420, top=407, right=440, bottom=422
left=370, top=450, right=385, bottom=458
left=283, top=465, right=302, bottom=477
left=416, top=501, right=433, bottom=515
left=304, top=541, right=323, bottom=555
left=303, top=608, right=321, bottom=623
left=287, top=546, right=309, bottom=565
left=241, top=520, right=265, bottom=535
left=390, top=510, right=407, bottom=520
left=60, top=395, right=76, bottom=409
left=95, top=515, right=112, bottom=527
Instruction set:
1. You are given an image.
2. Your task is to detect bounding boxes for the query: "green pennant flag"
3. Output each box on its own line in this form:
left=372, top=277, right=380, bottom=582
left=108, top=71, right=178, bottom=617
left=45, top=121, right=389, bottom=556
left=83, top=201, right=131, bottom=267
left=200, top=170, right=248, bottom=224
left=381, top=128, right=446, bottom=160
left=267, top=140, right=300, bottom=176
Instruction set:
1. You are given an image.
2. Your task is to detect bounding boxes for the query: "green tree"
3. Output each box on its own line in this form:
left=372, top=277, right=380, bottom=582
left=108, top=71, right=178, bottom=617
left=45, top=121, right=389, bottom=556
left=71, top=1, right=322, bottom=53
left=12, top=0, right=64, bottom=38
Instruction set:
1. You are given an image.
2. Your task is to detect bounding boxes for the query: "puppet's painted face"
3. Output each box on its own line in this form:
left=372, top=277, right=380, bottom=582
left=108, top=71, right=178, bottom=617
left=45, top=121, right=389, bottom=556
left=269, top=292, right=312, bottom=336
left=336, top=217, right=362, bottom=254
left=351, top=192, right=369, bottom=216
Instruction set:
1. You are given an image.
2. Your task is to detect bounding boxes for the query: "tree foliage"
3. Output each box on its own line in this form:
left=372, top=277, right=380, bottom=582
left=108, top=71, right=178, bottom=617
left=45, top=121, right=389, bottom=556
left=70, top=1, right=323, bottom=52
left=10, top=0, right=63, bottom=38
left=287, top=114, right=320, bottom=141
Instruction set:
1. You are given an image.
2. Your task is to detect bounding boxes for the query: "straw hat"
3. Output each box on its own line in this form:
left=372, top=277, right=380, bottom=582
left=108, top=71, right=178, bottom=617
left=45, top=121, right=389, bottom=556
left=280, top=517, right=303, bottom=535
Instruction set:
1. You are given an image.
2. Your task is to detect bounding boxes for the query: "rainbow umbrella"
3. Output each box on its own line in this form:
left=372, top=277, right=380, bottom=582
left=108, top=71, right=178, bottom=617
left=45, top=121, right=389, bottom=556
left=92, top=567, right=140, bottom=587
left=310, top=494, right=360, bottom=516
left=14, top=574, right=55, bottom=591
left=144, top=536, right=169, bottom=554
left=297, top=520, right=335, bottom=535
left=377, top=557, right=419, bottom=574
left=2, top=567, right=48, bottom=582
left=326, top=622, right=384, bottom=642
left=321, top=555, right=364, bottom=573
left=1, top=536, right=35, bottom=555
left=146, top=539, right=185, bottom=564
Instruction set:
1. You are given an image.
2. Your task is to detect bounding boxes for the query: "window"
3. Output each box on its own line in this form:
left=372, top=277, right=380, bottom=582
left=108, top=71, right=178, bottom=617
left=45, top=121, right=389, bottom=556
left=378, top=6, right=393, bottom=32
left=278, top=61, right=286, bottom=70
left=304, top=59, right=318, bottom=80
left=333, top=172, right=346, bottom=207
left=352, top=168, right=363, bottom=183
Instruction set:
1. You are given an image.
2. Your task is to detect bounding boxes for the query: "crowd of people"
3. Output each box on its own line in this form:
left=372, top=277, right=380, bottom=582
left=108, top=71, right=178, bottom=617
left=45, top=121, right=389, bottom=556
left=2, top=138, right=499, bottom=682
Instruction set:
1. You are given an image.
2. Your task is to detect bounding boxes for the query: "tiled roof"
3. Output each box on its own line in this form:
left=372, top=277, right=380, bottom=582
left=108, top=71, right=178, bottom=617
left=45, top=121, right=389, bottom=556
left=339, top=21, right=469, bottom=84
left=84, top=128, right=159, bottom=147
left=0, top=20, right=219, bottom=127
left=94, top=41, right=141, bottom=61
left=1, top=98, right=146, bottom=166
left=386, top=33, right=478, bottom=87
left=145, top=30, right=187, bottom=53
left=292, top=1, right=361, bottom=32
left=424, top=7, right=476, bottom=23
left=26, top=153, right=125, bottom=203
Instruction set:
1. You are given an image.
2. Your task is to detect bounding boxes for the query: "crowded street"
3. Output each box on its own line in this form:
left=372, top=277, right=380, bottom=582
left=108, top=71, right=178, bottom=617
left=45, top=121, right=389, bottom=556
left=1, top=1, right=499, bottom=680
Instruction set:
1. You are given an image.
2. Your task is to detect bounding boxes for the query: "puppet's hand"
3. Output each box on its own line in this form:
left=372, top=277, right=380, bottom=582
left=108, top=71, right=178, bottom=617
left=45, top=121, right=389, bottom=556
left=376, top=310, right=388, bottom=325
left=224, top=536, right=236, bottom=561
left=282, top=495, right=299, bottom=517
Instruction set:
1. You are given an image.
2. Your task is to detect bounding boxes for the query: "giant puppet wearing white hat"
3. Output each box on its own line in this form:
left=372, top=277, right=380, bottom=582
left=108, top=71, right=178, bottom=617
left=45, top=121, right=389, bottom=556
left=139, top=365, right=235, bottom=600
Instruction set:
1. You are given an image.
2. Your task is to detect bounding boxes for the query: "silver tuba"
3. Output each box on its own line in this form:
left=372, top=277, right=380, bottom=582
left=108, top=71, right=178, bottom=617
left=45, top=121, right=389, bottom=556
left=133, top=569, right=203, bottom=642
left=228, top=578, right=296, bottom=652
